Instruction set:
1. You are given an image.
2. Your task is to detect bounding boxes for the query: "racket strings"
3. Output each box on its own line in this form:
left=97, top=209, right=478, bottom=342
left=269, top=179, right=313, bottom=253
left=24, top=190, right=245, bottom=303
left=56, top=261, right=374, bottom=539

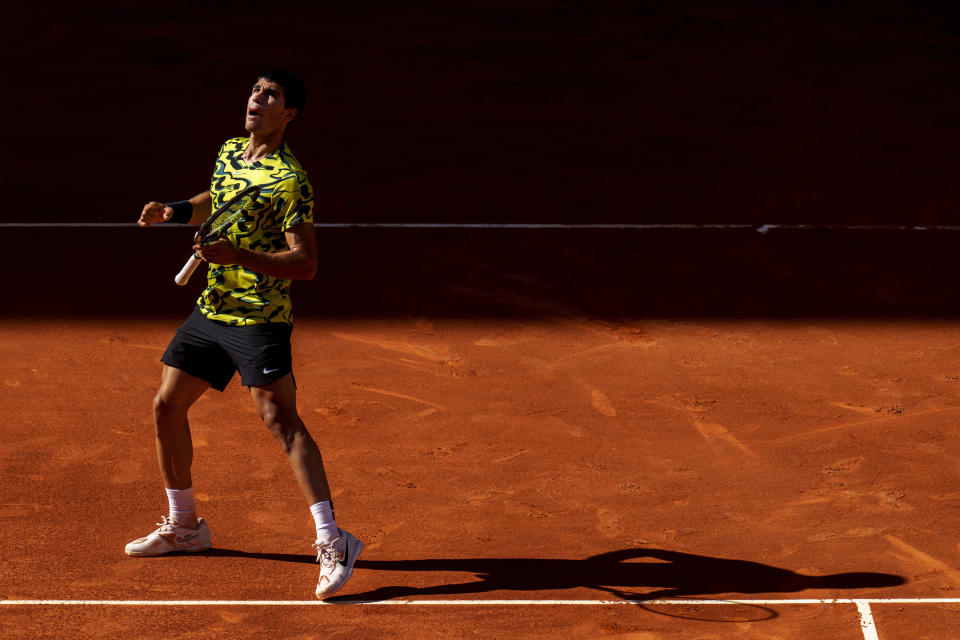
left=197, top=188, right=260, bottom=243
left=202, top=208, right=246, bottom=242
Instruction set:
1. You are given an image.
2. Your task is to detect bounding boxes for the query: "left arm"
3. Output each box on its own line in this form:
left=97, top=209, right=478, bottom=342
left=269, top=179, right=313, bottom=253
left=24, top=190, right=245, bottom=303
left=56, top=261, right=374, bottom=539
left=194, top=221, right=318, bottom=280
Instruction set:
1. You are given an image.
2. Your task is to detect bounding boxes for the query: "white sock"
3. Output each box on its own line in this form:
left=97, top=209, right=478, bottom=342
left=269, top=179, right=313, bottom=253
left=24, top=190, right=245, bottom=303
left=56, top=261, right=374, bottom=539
left=165, top=487, right=197, bottom=525
left=309, top=500, right=339, bottom=544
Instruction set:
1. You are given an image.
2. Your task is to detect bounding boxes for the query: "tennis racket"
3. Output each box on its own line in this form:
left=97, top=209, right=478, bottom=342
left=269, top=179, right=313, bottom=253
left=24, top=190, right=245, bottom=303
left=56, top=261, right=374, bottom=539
left=174, top=185, right=260, bottom=286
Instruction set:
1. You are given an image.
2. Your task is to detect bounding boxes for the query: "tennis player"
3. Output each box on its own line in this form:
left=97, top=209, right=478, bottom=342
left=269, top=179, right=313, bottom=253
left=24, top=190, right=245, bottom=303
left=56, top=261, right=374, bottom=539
left=127, top=69, right=362, bottom=599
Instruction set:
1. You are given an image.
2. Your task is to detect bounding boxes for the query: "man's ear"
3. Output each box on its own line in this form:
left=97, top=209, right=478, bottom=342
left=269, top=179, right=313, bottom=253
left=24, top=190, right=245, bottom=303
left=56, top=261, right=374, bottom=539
left=285, top=108, right=297, bottom=122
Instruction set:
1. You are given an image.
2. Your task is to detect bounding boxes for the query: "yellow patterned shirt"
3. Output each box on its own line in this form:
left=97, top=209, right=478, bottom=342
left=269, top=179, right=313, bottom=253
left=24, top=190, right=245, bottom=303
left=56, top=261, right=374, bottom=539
left=197, top=137, right=314, bottom=325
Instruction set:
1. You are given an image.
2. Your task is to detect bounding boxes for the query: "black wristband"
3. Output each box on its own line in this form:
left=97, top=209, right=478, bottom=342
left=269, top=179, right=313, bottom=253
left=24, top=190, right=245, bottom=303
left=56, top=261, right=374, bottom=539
left=165, top=200, right=193, bottom=224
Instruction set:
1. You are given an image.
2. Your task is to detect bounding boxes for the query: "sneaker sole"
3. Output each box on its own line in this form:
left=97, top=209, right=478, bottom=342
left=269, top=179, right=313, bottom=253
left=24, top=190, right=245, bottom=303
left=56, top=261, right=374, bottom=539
left=125, top=543, right=212, bottom=558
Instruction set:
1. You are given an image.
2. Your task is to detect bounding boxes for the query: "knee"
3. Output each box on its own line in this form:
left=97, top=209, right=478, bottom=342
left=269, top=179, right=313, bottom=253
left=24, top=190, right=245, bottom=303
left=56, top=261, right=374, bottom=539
left=262, top=409, right=305, bottom=453
left=152, top=392, right=185, bottom=432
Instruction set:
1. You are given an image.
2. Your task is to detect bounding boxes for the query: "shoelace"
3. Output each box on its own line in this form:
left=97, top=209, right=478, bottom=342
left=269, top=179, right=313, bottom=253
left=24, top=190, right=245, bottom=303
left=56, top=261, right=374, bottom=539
left=155, top=515, right=195, bottom=534
left=313, top=538, right=343, bottom=569
left=155, top=515, right=177, bottom=533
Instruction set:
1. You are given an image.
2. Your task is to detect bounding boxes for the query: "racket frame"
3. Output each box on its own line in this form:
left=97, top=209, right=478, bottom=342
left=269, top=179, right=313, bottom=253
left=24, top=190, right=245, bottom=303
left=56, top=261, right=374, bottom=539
left=173, top=185, right=260, bottom=286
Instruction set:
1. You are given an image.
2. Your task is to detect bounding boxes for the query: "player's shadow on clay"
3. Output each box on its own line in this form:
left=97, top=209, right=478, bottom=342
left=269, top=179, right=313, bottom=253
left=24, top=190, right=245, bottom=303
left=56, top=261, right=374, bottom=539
left=200, top=548, right=316, bottom=563
left=327, top=547, right=905, bottom=603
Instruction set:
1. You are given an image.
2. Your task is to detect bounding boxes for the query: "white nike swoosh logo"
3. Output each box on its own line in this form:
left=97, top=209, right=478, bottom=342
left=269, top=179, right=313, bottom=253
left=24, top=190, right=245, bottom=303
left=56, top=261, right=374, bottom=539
left=263, top=368, right=280, bottom=375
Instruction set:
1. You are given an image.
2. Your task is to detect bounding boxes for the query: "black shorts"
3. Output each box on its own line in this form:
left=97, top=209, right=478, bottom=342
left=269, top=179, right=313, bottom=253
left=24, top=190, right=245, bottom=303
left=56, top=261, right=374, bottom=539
left=161, top=307, right=294, bottom=391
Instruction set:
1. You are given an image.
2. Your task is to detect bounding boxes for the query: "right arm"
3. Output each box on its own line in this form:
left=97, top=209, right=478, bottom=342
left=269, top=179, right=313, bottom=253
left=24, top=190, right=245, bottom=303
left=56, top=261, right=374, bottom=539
left=138, top=191, right=211, bottom=227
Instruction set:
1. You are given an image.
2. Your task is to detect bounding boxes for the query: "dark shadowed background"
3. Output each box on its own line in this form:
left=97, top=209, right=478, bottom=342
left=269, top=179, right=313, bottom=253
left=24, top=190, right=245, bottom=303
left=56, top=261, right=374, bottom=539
left=3, top=1, right=959, bottom=317
left=6, top=1, right=959, bottom=225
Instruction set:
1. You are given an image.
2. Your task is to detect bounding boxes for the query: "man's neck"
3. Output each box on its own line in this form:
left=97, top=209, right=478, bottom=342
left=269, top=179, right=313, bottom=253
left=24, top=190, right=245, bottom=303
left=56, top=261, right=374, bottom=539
left=243, top=132, right=284, bottom=163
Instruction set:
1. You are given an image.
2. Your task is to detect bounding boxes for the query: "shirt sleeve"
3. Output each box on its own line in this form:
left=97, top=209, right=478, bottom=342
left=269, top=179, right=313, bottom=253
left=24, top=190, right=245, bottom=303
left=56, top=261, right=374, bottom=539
left=273, top=171, right=314, bottom=231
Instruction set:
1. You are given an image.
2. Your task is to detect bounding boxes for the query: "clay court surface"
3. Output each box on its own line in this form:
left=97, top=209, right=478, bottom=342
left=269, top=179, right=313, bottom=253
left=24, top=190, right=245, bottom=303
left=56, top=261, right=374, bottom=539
left=1, top=227, right=959, bottom=638
left=4, top=1, right=960, bottom=638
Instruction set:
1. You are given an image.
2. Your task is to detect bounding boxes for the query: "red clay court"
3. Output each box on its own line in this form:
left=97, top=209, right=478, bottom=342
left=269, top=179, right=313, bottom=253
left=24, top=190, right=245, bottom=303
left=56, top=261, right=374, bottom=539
left=2, top=2, right=960, bottom=639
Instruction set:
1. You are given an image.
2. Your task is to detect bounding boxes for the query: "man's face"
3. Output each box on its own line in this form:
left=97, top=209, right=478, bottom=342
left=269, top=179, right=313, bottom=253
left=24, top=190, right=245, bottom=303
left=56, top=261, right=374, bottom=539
left=245, top=78, right=296, bottom=135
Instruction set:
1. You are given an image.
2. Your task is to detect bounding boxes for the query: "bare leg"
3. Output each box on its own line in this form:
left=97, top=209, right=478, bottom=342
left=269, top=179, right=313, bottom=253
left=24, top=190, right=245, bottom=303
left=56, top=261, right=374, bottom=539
left=153, top=365, right=210, bottom=495
left=123, top=365, right=212, bottom=555
left=250, top=373, right=332, bottom=505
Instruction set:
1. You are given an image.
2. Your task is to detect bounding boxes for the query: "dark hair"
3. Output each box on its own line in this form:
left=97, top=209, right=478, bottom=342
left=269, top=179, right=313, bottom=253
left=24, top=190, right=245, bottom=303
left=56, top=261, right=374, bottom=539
left=258, top=69, right=307, bottom=118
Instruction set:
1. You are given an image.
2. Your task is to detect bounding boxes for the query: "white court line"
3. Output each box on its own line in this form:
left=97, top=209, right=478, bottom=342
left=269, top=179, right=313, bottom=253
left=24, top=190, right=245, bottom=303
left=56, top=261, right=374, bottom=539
left=856, top=600, right=880, bottom=640
left=9, top=597, right=947, bottom=640
left=3, top=597, right=960, bottom=605
left=5, top=596, right=953, bottom=640
left=2, top=222, right=960, bottom=233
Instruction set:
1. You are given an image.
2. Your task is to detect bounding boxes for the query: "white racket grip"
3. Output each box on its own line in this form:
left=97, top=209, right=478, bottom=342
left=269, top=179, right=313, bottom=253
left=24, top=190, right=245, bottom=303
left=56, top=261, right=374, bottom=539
left=174, top=254, right=203, bottom=286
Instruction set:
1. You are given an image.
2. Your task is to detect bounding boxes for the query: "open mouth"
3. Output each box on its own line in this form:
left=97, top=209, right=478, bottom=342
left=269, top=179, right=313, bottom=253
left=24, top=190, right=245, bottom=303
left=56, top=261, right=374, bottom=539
left=247, top=107, right=262, bottom=118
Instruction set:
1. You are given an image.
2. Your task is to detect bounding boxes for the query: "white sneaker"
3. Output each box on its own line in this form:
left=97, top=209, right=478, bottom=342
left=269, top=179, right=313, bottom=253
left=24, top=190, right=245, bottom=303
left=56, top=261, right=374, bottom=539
left=314, top=529, right=363, bottom=598
left=125, top=516, right=211, bottom=557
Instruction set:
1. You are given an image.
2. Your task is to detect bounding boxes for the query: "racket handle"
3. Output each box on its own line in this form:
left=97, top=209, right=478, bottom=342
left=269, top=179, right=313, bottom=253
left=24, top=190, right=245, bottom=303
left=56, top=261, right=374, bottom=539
left=175, top=254, right=203, bottom=286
